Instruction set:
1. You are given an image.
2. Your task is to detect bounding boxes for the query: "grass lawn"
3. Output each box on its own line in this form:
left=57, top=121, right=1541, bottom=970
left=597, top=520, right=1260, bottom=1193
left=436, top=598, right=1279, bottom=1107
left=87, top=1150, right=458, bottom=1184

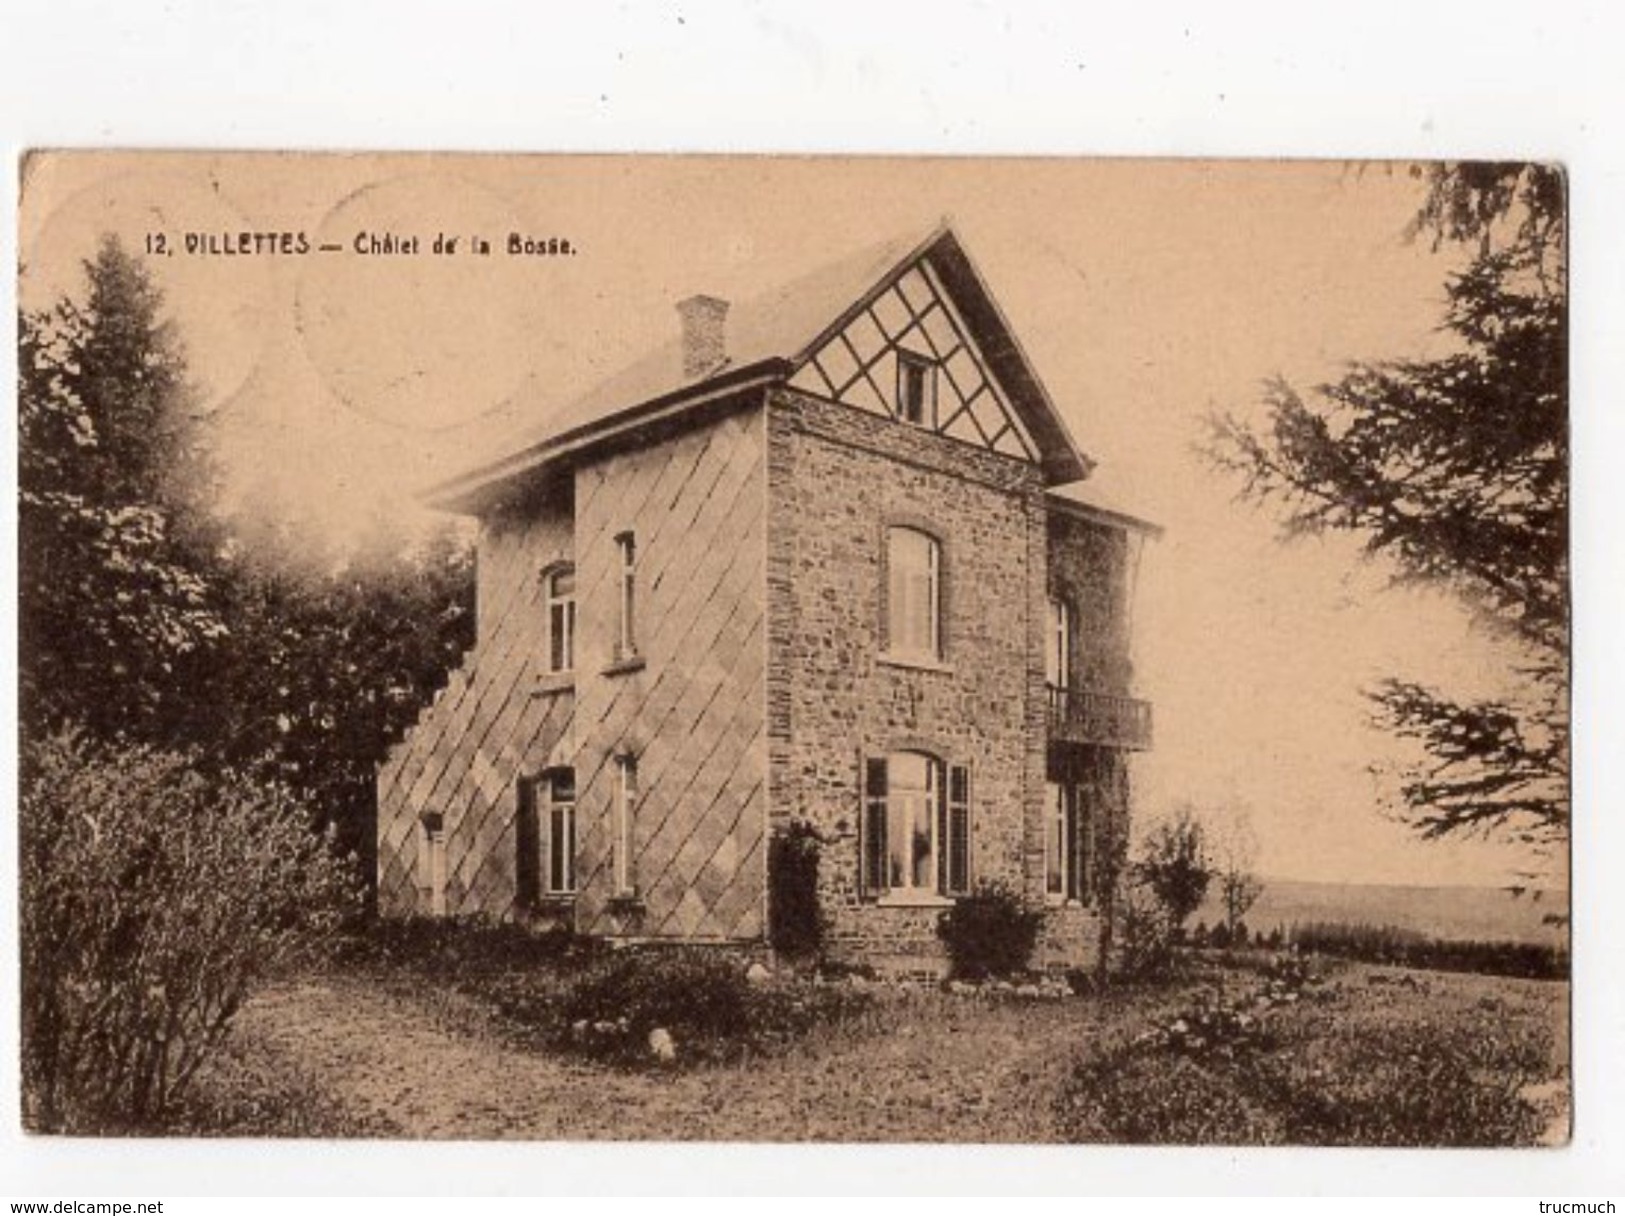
left=179, top=934, right=1567, bottom=1144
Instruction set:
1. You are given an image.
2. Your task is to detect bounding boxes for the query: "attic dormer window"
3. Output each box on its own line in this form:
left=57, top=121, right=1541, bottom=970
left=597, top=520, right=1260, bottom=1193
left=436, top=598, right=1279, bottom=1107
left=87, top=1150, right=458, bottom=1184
left=896, top=351, right=936, bottom=428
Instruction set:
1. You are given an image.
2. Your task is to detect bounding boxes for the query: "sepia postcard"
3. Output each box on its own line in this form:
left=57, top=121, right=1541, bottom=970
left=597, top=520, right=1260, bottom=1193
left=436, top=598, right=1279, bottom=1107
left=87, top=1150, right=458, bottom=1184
left=15, top=151, right=1570, bottom=1147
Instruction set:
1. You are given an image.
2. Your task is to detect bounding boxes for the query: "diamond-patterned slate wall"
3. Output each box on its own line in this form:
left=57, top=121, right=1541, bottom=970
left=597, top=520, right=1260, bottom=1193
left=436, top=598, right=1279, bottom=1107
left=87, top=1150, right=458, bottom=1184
left=376, top=496, right=575, bottom=918
left=571, top=401, right=770, bottom=941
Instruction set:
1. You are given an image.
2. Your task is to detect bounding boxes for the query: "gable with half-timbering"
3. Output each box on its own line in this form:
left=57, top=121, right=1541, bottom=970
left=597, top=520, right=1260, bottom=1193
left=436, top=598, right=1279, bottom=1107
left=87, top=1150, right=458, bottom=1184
left=788, top=258, right=1040, bottom=463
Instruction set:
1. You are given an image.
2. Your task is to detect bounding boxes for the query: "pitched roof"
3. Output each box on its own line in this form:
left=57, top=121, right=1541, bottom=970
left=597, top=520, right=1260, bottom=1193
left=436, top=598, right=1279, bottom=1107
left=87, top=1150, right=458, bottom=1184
left=424, top=223, right=1093, bottom=512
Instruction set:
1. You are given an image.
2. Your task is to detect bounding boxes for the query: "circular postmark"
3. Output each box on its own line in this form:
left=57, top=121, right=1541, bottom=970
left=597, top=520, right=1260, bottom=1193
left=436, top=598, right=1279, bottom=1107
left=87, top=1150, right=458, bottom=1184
left=293, top=170, right=571, bottom=433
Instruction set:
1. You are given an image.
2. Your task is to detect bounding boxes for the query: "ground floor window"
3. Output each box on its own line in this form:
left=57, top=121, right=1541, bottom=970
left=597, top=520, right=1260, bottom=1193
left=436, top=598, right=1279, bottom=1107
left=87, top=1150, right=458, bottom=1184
left=1045, top=780, right=1093, bottom=904
left=613, top=754, right=638, bottom=897
left=518, top=770, right=576, bottom=907
left=862, top=751, right=971, bottom=898
left=545, top=770, right=576, bottom=895
left=420, top=811, right=447, bottom=917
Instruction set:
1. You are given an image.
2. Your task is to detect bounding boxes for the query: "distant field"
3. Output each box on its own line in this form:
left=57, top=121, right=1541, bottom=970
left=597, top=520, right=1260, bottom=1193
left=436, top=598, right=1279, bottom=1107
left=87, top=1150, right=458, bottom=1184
left=1193, top=878, right=1569, bottom=946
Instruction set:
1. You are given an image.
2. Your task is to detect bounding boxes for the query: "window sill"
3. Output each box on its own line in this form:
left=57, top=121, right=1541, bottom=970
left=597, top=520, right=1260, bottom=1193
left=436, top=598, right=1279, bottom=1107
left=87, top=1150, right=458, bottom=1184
left=877, top=652, right=954, bottom=676
left=533, top=671, right=576, bottom=696
left=607, top=893, right=646, bottom=914
left=601, top=654, right=647, bottom=678
left=875, top=892, right=955, bottom=909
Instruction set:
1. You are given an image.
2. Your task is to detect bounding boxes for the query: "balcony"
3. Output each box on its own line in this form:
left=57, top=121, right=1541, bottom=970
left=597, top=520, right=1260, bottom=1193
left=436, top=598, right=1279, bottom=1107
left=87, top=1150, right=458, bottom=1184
left=1047, top=686, right=1153, bottom=750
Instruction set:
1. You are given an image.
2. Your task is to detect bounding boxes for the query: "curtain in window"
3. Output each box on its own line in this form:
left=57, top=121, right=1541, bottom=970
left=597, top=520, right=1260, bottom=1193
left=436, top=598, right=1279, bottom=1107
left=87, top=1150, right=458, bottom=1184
left=860, top=753, right=970, bottom=898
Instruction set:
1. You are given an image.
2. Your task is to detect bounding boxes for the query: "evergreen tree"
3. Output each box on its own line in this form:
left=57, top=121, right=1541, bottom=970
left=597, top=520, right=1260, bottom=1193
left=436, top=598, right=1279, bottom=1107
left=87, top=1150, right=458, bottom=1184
left=18, top=236, right=225, bottom=742
left=1206, top=164, right=1567, bottom=847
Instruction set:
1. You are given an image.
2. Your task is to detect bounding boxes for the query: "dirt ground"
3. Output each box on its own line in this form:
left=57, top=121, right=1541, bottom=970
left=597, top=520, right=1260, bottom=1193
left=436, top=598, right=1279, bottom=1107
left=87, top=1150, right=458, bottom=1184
left=213, top=963, right=1567, bottom=1143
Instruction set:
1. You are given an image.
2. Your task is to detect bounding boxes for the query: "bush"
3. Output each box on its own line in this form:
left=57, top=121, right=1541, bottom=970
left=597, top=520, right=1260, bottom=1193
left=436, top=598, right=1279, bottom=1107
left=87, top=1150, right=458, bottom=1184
left=20, top=728, right=360, bottom=1132
left=1116, top=877, right=1177, bottom=979
left=1063, top=1047, right=1280, bottom=1145
left=561, top=948, right=750, bottom=1058
left=1059, top=989, right=1549, bottom=1146
left=1136, top=806, right=1211, bottom=932
left=768, top=819, right=826, bottom=960
left=556, top=947, right=868, bottom=1066
left=936, top=880, right=1044, bottom=980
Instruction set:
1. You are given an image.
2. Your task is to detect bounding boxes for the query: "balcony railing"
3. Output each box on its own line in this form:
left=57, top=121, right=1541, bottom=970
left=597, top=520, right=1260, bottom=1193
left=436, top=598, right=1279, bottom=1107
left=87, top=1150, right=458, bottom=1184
left=1047, top=686, right=1153, bottom=750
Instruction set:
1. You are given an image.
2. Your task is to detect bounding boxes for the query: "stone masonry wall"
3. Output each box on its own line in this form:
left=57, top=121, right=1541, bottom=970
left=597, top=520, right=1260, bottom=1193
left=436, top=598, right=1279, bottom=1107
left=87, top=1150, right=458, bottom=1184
left=765, top=386, right=1050, bottom=970
left=1047, top=508, right=1134, bottom=695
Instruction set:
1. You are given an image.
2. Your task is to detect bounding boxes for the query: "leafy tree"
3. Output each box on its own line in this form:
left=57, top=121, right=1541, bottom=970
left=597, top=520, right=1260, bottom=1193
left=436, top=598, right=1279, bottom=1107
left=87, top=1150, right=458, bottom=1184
left=199, top=496, right=475, bottom=873
left=18, top=236, right=226, bottom=742
left=1206, top=163, right=1567, bottom=848
left=1136, top=804, right=1212, bottom=935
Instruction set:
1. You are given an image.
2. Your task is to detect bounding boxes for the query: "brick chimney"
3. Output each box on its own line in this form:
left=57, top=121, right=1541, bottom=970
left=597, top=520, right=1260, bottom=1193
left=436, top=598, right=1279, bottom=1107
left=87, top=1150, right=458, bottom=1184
left=676, top=294, right=729, bottom=379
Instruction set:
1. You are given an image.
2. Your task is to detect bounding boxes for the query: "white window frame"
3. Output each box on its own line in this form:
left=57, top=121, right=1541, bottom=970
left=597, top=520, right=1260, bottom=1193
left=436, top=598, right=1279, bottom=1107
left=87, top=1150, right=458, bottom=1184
left=614, top=531, right=638, bottom=659
left=422, top=815, right=448, bottom=917
left=546, top=565, right=576, bottom=674
left=862, top=752, right=970, bottom=903
left=612, top=754, right=638, bottom=897
left=545, top=769, right=576, bottom=896
left=895, top=350, right=937, bottom=428
left=884, top=751, right=940, bottom=897
left=1045, top=781, right=1069, bottom=904
left=1047, top=595, right=1072, bottom=691
left=1044, top=781, right=1091, bottom=905
left=886, top=526, right=942, bottom=662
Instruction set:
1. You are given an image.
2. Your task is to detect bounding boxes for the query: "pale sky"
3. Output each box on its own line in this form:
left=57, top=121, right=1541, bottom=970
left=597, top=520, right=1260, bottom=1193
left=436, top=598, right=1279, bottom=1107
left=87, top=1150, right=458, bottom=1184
left=18, top=152, right=1556, bottom=888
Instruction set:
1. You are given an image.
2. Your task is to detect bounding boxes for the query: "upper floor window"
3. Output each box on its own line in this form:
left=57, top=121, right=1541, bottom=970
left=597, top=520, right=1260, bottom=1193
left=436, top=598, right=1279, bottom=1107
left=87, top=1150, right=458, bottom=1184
left=895, top=351, right=936, bottom=428
left=615, top=531, right=638, bottom=659
left=1046, top=595, right=1072, bottom=691
left=546, top=565, right=576, bottom=673
left=886, top=526, right=941, bottom=661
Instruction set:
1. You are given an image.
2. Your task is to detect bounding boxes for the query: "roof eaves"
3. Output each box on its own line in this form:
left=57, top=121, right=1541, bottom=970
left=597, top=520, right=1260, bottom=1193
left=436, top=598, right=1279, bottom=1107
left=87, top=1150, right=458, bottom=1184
left=421, top=358, right=791, bottom=513
left=1044, top=491, right=1163, bottom=539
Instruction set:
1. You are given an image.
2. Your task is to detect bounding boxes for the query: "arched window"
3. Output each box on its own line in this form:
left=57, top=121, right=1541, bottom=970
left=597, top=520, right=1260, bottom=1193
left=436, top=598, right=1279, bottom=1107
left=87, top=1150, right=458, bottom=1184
left=545, top=564, right=576, bottom=673
left=862, top=751, right=971, bottom=899
left=886, top=526, right=942, bottom=660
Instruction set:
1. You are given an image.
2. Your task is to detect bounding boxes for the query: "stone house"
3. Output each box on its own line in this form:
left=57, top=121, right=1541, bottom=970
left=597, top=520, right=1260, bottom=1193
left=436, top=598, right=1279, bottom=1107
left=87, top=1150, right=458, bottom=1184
left=376, top=223, right=1157, bottom=972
